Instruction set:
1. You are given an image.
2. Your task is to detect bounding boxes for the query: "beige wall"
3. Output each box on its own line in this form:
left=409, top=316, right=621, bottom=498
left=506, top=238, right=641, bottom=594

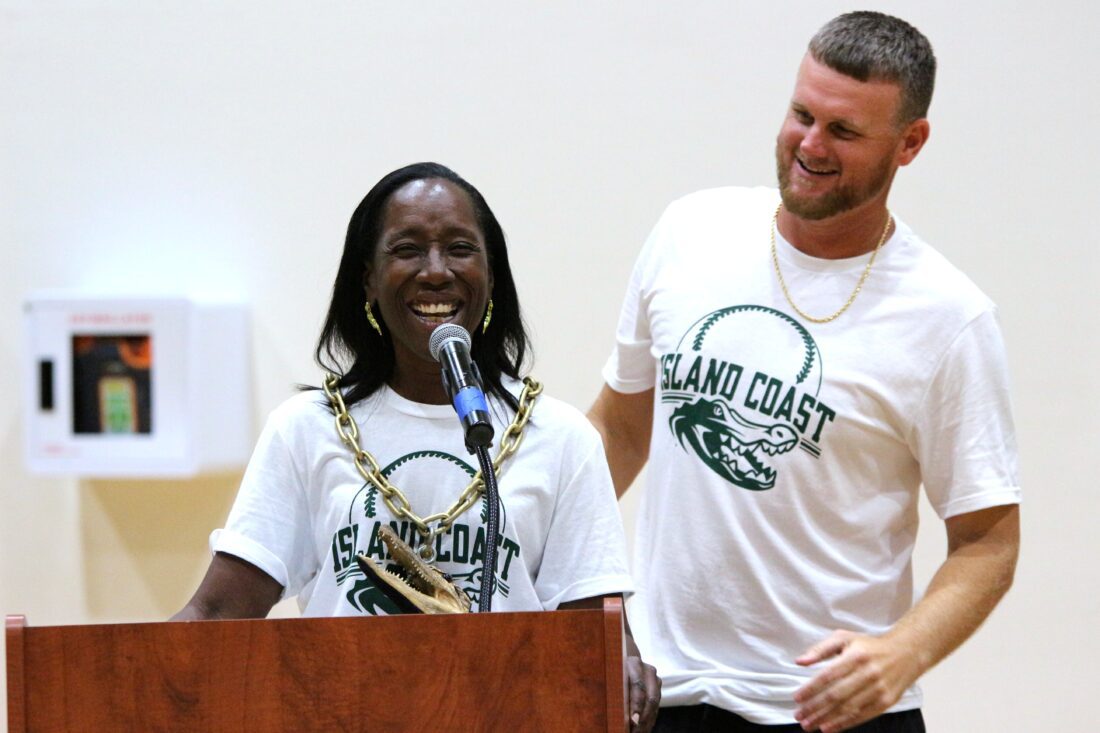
left=2, top=2, right=1097, bottom=730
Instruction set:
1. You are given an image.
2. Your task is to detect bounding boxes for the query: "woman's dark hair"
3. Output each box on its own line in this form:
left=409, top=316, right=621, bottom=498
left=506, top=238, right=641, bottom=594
left=315, top=162, right=530, bottom=411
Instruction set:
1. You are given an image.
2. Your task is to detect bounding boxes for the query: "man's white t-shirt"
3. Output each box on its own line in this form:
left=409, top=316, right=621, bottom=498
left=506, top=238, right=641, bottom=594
left=603, top=187, right=1021, bottom=723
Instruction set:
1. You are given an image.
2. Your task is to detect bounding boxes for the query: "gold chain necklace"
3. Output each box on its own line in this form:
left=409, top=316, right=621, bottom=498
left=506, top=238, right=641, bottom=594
left=322, top=374, right=542, bottom=560
left=770, top=203, right=891, bottom=324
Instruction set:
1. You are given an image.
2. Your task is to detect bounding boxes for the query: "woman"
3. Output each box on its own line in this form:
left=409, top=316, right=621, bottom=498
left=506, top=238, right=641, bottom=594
left=174, top=162, right=659, bottom=728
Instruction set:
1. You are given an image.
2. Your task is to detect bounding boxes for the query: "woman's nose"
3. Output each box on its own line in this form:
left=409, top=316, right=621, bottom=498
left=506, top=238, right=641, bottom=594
left=418, top=247, right=454, bottom=283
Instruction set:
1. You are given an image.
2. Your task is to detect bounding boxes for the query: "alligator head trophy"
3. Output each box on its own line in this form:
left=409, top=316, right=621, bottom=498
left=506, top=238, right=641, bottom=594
left=356, top=525, right=472, bottom=614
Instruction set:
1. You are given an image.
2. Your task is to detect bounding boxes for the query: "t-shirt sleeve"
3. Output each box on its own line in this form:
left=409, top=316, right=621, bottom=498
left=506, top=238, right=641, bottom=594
left=601, top=208, right=669, bottom=394
left=911, top=308, right=1022, bottom=518
left=210, top=407, right=315, bottom=597
left=533, top=429, right=634, bottom=609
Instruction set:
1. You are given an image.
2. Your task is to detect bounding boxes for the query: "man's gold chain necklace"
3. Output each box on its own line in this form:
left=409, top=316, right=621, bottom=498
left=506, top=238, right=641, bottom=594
left=770, top=203, right=892, bottom=324
left=322, top=374, right=542, bottom=560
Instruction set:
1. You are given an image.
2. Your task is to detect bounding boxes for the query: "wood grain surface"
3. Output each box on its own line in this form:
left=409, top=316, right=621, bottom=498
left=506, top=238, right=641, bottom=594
left=6, top=602, right=626, bottom=733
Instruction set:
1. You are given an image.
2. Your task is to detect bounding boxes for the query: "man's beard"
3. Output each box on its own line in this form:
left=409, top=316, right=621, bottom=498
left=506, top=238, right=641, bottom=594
left=775, top=144, right=894, bottom=221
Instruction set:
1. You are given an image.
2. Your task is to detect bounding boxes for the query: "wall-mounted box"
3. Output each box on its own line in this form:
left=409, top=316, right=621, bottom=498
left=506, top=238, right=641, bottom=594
left=23, top=293, right=251, bottom=477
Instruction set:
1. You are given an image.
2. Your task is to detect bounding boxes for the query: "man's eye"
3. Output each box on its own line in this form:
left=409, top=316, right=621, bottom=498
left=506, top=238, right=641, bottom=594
left=793, top=109, right=812, bottom=124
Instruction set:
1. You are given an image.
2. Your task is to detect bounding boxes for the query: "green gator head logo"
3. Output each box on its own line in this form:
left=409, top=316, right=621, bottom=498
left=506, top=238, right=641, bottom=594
left=660, top=305, right=832, bottom=491
left=669, top=396, right=797, bottom=490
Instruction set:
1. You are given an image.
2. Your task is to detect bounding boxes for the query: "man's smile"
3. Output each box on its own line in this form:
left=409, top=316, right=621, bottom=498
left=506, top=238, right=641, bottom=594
left=796, top=157, right=838, bottom=176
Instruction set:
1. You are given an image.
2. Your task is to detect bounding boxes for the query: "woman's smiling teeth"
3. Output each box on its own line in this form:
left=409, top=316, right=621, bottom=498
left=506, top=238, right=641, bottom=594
left=411, top=301, right=459, bottom=323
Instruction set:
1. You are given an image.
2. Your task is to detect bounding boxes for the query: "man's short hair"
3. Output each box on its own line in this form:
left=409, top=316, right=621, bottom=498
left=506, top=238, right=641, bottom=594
left=809, top=11, right=936, bottom=124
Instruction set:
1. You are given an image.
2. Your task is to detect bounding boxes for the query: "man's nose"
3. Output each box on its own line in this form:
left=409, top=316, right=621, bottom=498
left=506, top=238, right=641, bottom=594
left=799, top=125, right=829, bottom=160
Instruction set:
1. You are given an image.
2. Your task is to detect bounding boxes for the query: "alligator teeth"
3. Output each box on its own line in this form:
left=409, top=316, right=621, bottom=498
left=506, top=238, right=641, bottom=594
left=708, top=432, right=782, bottom=486
left=715, top=441, right=747, bottom=461
left=743, top=448, right=765, bottom=474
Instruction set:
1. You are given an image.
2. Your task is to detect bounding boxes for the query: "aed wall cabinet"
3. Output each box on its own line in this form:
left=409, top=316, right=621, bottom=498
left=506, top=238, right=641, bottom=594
left=23, top=293, right=252, bottom=477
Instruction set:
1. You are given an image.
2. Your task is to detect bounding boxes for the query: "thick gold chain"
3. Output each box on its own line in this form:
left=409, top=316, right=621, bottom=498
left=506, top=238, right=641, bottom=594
left=770, top=203, right=891, bottom=324
left=321, top=374, right=543, bottom=558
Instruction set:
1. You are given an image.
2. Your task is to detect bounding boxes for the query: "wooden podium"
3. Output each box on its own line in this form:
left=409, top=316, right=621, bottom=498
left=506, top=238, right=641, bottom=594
left=7, top=599, right=628, bottom=732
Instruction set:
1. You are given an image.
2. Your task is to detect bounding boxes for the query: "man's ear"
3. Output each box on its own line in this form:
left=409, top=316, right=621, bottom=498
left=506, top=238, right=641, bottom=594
left=898, top=118, right=930, bottom=167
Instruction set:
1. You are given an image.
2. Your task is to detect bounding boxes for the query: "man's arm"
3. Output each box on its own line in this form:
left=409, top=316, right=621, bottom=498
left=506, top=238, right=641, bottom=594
left=587, top=385, right=655, bottom=497
left=792, top=503, right=1020, bottom=733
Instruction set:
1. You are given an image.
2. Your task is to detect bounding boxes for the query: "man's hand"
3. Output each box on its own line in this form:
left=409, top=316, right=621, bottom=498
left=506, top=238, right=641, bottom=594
left=793, top=504, right=1019, bottom=732
left=792, top=630, right=921, bottom=733
left=626, top=653, right=661, bottom=732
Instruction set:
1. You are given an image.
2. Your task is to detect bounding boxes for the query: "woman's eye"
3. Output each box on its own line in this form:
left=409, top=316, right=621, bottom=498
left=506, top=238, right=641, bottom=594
left=392, top=243, right=420, bottom=257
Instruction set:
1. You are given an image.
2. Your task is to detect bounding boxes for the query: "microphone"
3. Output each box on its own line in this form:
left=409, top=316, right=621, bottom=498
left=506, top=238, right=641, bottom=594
left=428, top=324, right=494, bottom=450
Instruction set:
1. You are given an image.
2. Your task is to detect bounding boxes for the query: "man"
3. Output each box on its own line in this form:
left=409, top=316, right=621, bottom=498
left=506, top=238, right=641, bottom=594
left=589, top=12, right=1020, bottom=733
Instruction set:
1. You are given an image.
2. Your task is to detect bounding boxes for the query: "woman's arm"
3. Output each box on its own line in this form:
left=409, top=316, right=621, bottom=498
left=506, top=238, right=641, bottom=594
left=171, top=552, right=284, bottom=621
left=559, top=594, right=661, bottom=732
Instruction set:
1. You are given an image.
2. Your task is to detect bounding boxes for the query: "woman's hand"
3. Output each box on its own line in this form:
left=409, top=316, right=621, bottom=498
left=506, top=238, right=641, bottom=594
left=626, top=651, right=661, bottom=731
left=559, top=594, right=662, bottom=730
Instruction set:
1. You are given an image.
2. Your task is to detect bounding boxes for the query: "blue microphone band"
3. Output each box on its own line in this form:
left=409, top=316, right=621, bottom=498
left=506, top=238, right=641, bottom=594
left=453, top=386, right=490, bottom=421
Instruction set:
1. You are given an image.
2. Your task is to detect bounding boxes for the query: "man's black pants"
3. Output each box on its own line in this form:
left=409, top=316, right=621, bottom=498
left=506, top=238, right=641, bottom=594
left=653, top=704, right=925, bottom=732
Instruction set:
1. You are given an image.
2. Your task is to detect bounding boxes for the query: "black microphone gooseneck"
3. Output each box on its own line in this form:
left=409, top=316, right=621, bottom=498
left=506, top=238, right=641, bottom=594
left=473, top=444, right=499, bottom=613
left=429, top=324, right=498, bottom=612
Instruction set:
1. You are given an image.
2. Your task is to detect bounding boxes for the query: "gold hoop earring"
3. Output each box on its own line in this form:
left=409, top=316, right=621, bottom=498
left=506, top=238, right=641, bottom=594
left=365, top=301, right=382, bottom=335
left=482, top=299, right=494, bottom=333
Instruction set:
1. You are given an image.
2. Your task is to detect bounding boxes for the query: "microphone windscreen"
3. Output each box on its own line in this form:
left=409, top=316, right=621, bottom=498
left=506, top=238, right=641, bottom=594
left=428, top=323, right=472, bottom=361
